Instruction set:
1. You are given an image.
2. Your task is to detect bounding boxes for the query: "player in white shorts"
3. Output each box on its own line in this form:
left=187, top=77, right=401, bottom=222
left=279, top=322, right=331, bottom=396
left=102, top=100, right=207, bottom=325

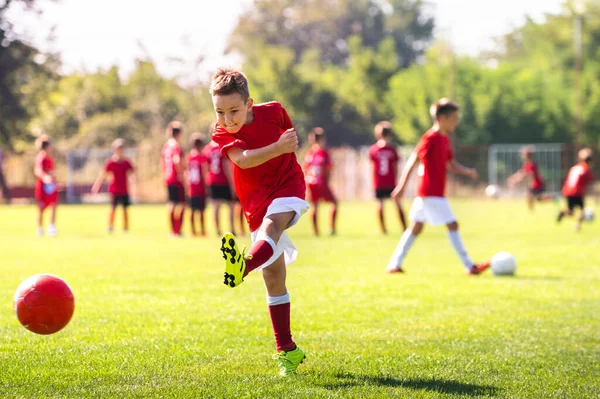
left=388, top=98, right=490, bottom=275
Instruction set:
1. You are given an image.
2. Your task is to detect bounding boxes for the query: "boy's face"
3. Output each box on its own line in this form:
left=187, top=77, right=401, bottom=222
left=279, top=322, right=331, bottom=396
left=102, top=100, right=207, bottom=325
left=44, top=144, right=52, bottom=155
left=212, top=93, right=253, bottom=134
left=439, top=111, right=460, bottom=133
left=114, top=146, right=124, bottom=157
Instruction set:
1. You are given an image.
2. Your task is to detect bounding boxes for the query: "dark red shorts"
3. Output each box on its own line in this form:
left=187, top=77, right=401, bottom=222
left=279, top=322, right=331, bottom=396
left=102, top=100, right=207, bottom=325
left=36, top=190, right=58, bottom=210
left=307, top=183, right=336, bottom=203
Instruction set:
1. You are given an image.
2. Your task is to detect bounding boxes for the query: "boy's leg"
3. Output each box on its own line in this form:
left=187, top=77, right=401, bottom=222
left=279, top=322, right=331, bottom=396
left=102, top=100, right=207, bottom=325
left=310, top=202, right=319, bottom=236
left=123, top=203, right=129, bottom=231
left=526, top=192, right=534, bottom=211
left=167, top=202, right=176, bottom=235
left=387, top=221, right=423, bottom=272
left=37, top=204, right=44, bottom=236
left=228, top=201, right=236, bottom=236
left=47, top=204, right=57, bottom=236
left=199, top=210, right=206, bottom=236
left=330, top=199, right=338, bottom=236
left=396, top=200, right=407, bottom=231
left=447, top=221, right=489, bottom=274
left=214, top=200, right=222, bottom=236
left=377, top=199, right=386, bottom=234
left=109, top=200, right=117, bottom=232
left=176, top=202, right=186, bottom=235
left=190, top=209, right=197, bottom=236
left=236, top=203, right=246, bottom=236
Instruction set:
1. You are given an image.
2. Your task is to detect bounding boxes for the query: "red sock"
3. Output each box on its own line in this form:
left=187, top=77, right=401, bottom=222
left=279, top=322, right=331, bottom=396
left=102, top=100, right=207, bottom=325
left=177, top=209, right=185, bottom=235
left=269, top=302, right=295, bottom=352
left=169, top=210, right=176, bottom=234
left=244, top=239, right=274, bottom=276
left=331, top=207, right=337, bottom=232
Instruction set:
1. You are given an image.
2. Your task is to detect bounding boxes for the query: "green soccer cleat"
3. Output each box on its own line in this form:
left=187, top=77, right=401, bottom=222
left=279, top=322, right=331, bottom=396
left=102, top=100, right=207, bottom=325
left=274, top=346, right=306, bottom=377
left=220, top=232, right=247, bottom=288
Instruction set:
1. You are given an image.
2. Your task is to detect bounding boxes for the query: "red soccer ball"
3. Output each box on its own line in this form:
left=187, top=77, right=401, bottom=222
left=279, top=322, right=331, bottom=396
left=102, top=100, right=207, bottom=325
left=13, top=274, right=75, bottom=335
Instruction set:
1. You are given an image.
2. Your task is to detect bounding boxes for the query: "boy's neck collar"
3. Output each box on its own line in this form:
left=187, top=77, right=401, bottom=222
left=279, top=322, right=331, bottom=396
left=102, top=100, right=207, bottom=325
left=244, top=108, right=255, bottom=126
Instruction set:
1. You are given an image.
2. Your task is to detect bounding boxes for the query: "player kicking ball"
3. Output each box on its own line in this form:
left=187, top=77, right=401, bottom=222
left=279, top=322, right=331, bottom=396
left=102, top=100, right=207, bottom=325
left=34, top=135, right=58, bottom=237
left=303, top=127, right=338, bottom=236
left=387, top=98, right=490, bottom=275
left=210, top=68, right=308, bottom=377
left=91, top=139, right=135, bottom=233
left=557, top=148, right=594, bottom=232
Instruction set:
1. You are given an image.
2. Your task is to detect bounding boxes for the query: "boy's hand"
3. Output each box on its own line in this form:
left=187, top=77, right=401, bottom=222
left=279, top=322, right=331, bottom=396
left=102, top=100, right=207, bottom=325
left=468, top=168, right=478, bottom=181
left=391, top=185, right=404, bottom=201
left=42, top=175, right=53, bottom=184
left=277, top=129, right=299, bottom=154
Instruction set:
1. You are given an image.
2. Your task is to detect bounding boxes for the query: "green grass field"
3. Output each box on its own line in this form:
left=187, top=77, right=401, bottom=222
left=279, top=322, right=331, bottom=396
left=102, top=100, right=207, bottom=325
left=0, top=200, right=599, bottom=398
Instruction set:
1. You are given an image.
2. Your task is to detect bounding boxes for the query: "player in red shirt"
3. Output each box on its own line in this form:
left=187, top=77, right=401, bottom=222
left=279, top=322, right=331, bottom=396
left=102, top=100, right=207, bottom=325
left=91, top=139, right=135, bottom=233
left=388, top=99, right=490, bottom=275
left=34, top=135, right=58, bottom=237
left=202, top=138, right=238, bottom=236
left=303, top=127, right=338, bottom=236
left=186, top=133, right=208, bottom=237
left=210, top=68, right=307, bottom=376
left=557, top=148, right=594, bottom=231
left=370, top=121, right=407, bottom=234
left=161, top=121, right=186, bottom=237
left=507, top=146, right=554, bottom=211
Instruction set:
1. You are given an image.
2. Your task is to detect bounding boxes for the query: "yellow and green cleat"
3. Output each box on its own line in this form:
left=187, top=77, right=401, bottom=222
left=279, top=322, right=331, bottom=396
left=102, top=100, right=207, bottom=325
left=274, top=346, right=306, bottom=377
left=221, top=232, right=247, bottom=288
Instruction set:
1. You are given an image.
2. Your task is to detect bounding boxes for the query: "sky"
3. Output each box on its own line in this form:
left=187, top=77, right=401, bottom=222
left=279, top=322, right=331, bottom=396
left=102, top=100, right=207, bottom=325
left=7, top=0, right=565, bottom=80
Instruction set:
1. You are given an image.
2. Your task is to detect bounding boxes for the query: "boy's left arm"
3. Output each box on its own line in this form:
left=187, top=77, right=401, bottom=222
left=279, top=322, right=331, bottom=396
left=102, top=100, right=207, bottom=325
left=448, top=159, right=478, bottom=181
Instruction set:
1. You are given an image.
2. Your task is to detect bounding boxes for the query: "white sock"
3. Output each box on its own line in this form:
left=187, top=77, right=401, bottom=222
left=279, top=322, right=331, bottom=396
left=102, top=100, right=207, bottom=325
left=387, top=230, right=416, bottom=270
left=448, top=230, right=473, bottom=269
left=267, top=292, right=290, bottom=306
left=37, top=227, right=44, bottom=236
left=255, top=232, right=278, bottom=250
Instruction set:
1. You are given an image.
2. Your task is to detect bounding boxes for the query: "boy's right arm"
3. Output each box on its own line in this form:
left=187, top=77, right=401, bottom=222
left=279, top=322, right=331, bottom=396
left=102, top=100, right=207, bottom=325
left=226, top=128, right=298, bottom=169
left=91, top=171, right=107, bottom=194
left=391, top=151, right=418, bottom=200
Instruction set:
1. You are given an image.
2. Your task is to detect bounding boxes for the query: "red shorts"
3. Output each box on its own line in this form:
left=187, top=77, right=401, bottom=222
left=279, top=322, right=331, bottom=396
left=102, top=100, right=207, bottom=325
left=35, top=191, right=58, bottom=210
left=307, top=183, right=336, bottom=203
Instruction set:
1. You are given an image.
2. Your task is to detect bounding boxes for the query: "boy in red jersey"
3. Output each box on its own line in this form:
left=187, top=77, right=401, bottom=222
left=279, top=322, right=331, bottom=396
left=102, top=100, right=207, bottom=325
left=369, top=121, right=407, bottom=234
left=303, top=127, right=338, bottom=236
left=202, top=138, right=237, bottom=235
left=161, top=121, right=186, bottom=237
left=91, top=139, right=135, bottom=232
left=210, top=68, right=308, bottom=376
left=388, top=99, right=489, bottom=275
left=34, top=135, right=58, bottom=237
left=186, top=133, right=208, bottom=236
left=508, top=146, right=554, bottom=211
left=557, top=148, right=594, bottom=231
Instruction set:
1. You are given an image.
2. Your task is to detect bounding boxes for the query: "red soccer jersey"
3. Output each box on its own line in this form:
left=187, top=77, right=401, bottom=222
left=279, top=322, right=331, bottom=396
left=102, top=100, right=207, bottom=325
left=105, top=158, right=133, bottom=195
left=304, top=146, right=332, bottom=186
left=186, top=151, right=206, bottom=196
left=370, top=142, right=399, bottom=189
left=562, top=162, right=593, bottom=197
left=161, top=139, right=183, bottom=186
left=414, top=129, right=453, bottom=197
left=212, top=102, right=306, bottom=231
left=34, top=152, right=56, bottom=197
left=522, top=161, right=544, bottom=190
left=202, top=141, right=230, bottom=186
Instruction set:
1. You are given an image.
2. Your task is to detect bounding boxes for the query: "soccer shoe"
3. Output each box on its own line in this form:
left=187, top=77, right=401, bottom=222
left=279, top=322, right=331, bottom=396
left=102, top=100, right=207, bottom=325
left=47, top=224, right=57, bottom=237
left=467, top=261, right=491, bottom=275
left=221, top=232, right=247, bottom=288
left=37, top=227, right=44, bottom=237
left=386, top=267, right=405, bottom=274
left=274, top=346, right=306, bottom=377
left=556, top=212, right=565, bottom=223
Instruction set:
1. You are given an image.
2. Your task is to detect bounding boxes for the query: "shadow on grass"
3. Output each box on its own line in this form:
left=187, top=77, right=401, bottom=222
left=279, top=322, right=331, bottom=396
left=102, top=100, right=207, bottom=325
left=319, top=373, right=500, bottom=397
left=513, top=275, right=562, bottom=281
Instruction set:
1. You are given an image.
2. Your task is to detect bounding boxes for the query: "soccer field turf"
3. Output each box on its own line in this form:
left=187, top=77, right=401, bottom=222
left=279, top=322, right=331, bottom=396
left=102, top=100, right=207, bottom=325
left=0, top=200, right=599, bottom=398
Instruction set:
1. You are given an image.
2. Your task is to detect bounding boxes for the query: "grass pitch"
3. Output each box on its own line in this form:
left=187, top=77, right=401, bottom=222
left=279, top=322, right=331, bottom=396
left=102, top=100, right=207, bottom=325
left=0, top=200, right=598, bottom=398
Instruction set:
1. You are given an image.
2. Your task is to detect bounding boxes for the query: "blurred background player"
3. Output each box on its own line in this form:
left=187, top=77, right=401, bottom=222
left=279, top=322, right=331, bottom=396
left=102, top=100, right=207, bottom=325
left=369, top=121, right=407, bottom=234
left=161, top=121, right=186, bottom=237
left=388, top=99, right=489, bottom=275
left=557, top=148, right=594, bottom=231
left=202, top=136, right=238, bottom=236
left=186, top=133, right=208, bottom=237
left=507, top=146, right=554, bottom=211
left=91, top=139, right=135, bottom=233
left=303, top=127, right=338, bottom=236
left=211, top=68, right=307, bottom=377
left=34, top=134, right=58, bottom=236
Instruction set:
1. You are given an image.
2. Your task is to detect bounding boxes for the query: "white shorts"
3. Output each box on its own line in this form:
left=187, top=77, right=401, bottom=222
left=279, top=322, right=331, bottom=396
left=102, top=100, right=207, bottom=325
left=409, top=196, right=456, bottom=226
left=250, top=197, right=309, bottom=270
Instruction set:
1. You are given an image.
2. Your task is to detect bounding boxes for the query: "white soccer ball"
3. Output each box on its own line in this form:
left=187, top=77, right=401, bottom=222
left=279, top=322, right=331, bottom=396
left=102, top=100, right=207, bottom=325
left=485, top=184, right=500, bottom=198
left=583, top=208, right=595, bottom=222
left=491, top=252, right=517, bottom=276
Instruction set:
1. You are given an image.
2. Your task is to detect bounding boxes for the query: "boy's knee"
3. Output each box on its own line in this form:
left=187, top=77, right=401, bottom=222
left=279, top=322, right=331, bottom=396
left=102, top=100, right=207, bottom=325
left=447, top=221, right=459, bottom=231
left=411, top=222, right=424, bottom=235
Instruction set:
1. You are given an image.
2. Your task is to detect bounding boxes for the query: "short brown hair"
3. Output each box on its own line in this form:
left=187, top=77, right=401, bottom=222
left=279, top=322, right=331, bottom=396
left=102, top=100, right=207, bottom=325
left=189, top=132, right=205, bottom=149
left=36, top=134, right=51, bottom=150
left=112, top=138, right=125, bottom=150
left=374, top=121, right=393, bottom=138
left=166, top=121, right=183, bottom=138
left=431, top=98, right=459, bottom=120
left=309, top=127, right=325, bottom=141
left=210, top=68, right=250, bottom=101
